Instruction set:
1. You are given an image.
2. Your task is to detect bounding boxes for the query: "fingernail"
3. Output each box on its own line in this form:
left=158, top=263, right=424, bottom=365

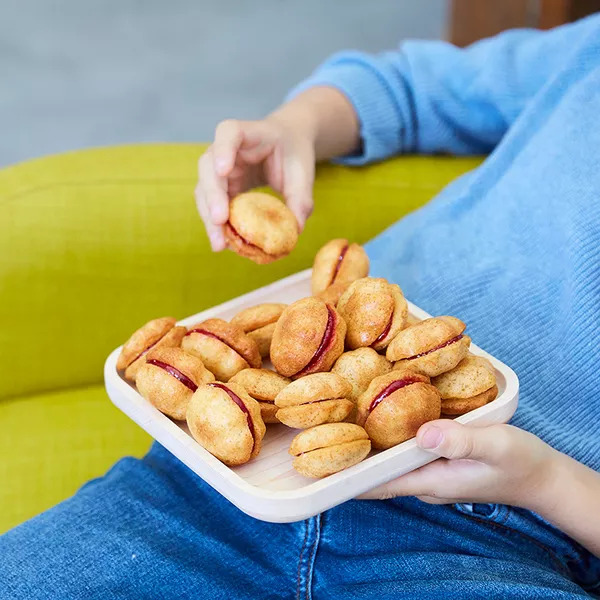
left=209, top=232, right=222, bottom=250
left=420, top=426, right=443, bottom=449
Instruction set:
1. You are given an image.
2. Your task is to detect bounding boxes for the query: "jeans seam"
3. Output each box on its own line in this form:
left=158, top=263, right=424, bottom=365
left=305, top=514, right=322, bottom=600
left=295, top=520, right=310, bottom=600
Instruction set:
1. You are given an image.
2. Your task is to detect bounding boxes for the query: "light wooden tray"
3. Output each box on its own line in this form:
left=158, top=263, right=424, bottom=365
left=104, top=269, right=519, bottom=523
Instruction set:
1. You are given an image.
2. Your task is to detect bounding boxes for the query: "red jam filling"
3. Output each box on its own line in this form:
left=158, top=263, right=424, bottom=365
left=371, top=312, right=393, bottom=347
left=399, top=334, right=464, bottom=361
left=209, top=383, right=255, bottom=451
left=226, top=221, right=277, bottom=257
left=330, top=244, right=349, bottom=285
left=292, top=306, right=336, bottom=378
left=368, top=377, right=422, bottom=414
left=147, top=359, right=197, bottom=392
left=185, top=328, right=245, bottom=361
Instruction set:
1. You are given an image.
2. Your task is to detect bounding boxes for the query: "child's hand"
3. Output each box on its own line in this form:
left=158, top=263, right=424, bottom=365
left=196, top=116, right=316, bottom=251
left=360, top=420, right=557, bottom=509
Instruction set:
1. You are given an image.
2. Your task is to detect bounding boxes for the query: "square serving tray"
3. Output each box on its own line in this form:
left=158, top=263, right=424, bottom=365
left=104, top=269, right=519, bottom=523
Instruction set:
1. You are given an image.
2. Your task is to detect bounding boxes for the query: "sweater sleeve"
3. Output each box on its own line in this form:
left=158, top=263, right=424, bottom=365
left=287, top=16, right=599, bottom=164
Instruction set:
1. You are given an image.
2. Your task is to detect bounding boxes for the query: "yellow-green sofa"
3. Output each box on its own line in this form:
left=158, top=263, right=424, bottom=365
left=0, top=144, right=481, bottom=533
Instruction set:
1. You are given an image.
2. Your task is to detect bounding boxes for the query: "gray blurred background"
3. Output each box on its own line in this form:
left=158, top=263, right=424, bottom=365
left=0, top=0, right=447, bottom=167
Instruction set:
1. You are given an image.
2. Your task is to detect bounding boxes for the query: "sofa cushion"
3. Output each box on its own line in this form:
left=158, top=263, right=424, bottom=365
left=0, top=385, right=150, bottom=533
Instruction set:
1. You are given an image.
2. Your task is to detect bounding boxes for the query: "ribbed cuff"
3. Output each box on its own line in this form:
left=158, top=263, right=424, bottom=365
left=286, top=51, right=413, bottom=165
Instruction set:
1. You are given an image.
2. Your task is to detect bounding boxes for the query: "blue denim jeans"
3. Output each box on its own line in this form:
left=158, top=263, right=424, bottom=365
left=1, top=442, right=599, bottom=599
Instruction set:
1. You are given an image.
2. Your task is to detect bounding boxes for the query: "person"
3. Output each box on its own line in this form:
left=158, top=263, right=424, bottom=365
left=2, top=15, right=600, bottom=600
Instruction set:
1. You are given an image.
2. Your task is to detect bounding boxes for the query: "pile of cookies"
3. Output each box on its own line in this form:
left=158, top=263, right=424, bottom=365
left=117, top=234, right=498, bottom=478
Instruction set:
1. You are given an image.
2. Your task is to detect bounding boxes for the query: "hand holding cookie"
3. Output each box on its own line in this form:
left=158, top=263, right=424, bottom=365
left=196, top=117, right=315, bottom=251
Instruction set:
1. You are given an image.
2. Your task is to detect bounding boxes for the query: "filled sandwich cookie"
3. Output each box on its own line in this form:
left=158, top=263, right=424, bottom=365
left=311, top=239, right=370, bottom=304
left=136, top=347, right=214, bottom=420
left=230, top=303, right=286, bottom=358
left=181, top=318, right=261, bottom=381
left=315, top=281, right=349, bottom=306
left=186, top=381, right=266, bottom=466
left=387, top=316, right=471, bottom=377
left=274, top=372, right=354, bottom=429
left=270, top=297, right=346, bottom=378
left=289, top=423, right=371, bottom=478
left=357, top=370, right=441, bottom=450
left=337, top=277, right=408, bottom=351
left=116, top=317, right=187, bottom=382
left=331, top=348, right=392, bottom=402
left=224, top=192, right=298, bottom=264
left=432, top=354, right=498, bottom=416
left=229, top=368, right=290, bottom=423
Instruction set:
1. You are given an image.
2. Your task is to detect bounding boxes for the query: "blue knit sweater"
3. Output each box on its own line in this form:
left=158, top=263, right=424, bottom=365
left=291, top=16, right=600, bottom=471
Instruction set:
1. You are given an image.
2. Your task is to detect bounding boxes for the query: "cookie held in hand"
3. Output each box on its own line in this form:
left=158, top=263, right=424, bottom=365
left=116, top=317, right=187, bottom=382
left=337, top=277, right=408, bottom=351
left=387, top=316, right=471, bottom=377
left=230, top=303, right=287, bottom=359
left=136, top=347, right=214, bottom=420
left=289, top=423, right=371, bottom=478
left=432, top=354, right=498, bottom=416
left=270, top=297, right=346, bottom=378
left=311, top=239, right=369, bottom=303
left=181, top=318, right=261, bottom=381
left=186, top=381, right=266, bottom=466
left=224, top=192, right=298, bottom=264
left=229, top=368, right=290, bottom=424
left=357, top=370, right=441, bottom=450
left=275, top=372, right=354, bottom=429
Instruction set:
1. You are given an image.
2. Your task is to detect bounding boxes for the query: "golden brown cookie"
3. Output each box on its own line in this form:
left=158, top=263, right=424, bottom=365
left=224, top=192, right=298, bottom=264
left=387, top=316, right=471, bottom=377
left=289, top=423, right=371, bottom=478
left=315, top=281, right=349, bottom=306
left=311, top=239, right=370, bottom=303
left=181, top=318, right=261, bottom=381
left=331, top=348, right=392, bottom=401
left=116, top=317, right=187, bottom=382
left=337, top=277, right=408, bottom=351
left=186, top=381, right=266, bottom=466
left=270, top=297, right=346, bottom=378
left=274, top=372, right=354, bottom=429
left=230, top=303, right=287, bottom=358
left=432, top=354, right=498, bottom=416
left=229, top=368, right=290, bottom=424
left=356, top=369, right=441, bottom=450
left=136, top=347, right=215, bottom=420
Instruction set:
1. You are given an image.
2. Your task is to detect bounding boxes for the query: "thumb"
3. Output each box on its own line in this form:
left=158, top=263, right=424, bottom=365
left=416, top=420, right=507, bottom=463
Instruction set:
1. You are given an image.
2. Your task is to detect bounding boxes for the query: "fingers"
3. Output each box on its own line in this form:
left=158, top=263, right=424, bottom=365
left=195, top=183, right=226, bottom=251
left=196, top=150, right=229, bottom=250
left=357, top=460, right=453, bottom=500
left=212, top=119, right=245, bottom=177
left=415, top=495, right=458, bottom=505
left=416, top=420, right=511, bottom=463
left=358, top=423, right=516, bottom=501
left=281, top=148, right=314, bottom=231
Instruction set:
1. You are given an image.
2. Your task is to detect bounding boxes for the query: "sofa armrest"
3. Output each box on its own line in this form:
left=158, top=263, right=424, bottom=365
left=0, top=143, right=481, bottom=400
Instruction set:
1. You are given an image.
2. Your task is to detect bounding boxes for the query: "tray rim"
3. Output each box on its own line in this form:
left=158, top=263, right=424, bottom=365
left=104, top=268, right=519, bottom=519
